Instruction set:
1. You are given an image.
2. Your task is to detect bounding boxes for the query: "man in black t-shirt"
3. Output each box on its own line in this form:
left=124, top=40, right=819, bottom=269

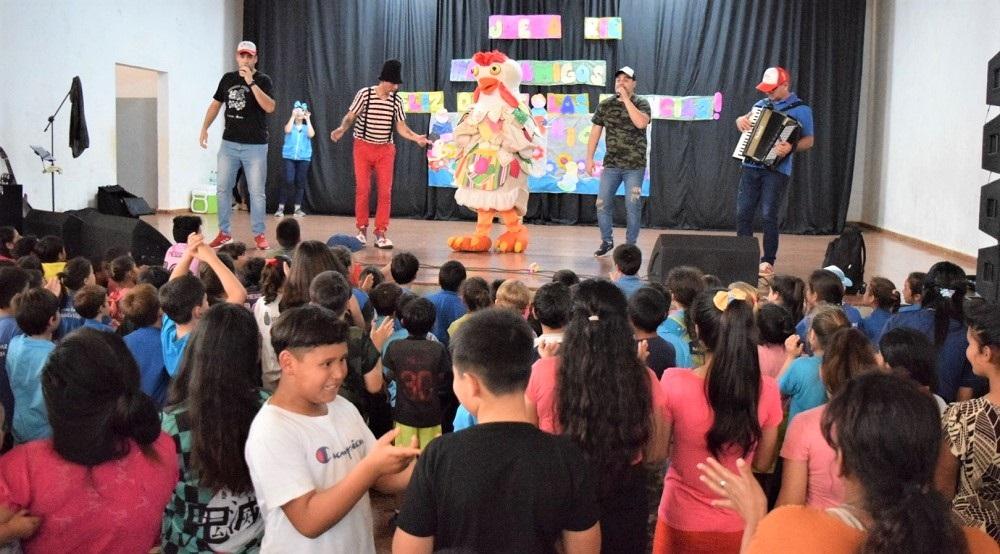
left=393, top=309, right=600, bottom=554
left=199, top=40, right=276, bottom=251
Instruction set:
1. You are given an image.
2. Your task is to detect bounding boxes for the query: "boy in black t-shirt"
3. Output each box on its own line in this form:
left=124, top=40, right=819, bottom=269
left=394, top=309, right=601, bottom=553
left=628, top=286, right=676, bottom=379
left=382, top=297, right=450, bottom=449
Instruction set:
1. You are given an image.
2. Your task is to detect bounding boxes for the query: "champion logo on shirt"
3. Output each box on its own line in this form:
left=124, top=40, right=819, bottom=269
left=315, top=439, right=365, bottom=464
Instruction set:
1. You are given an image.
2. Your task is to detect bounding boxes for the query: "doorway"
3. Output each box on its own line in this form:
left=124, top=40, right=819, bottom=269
left=115, top=64, right=163, bottom=209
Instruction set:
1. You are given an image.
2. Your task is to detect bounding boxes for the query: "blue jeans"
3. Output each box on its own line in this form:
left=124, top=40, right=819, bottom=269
left=281, top=159, right=310, bottom=206
left=597, top=167, right=644, bottom=245
left=736, top=166, right=789, bottom=264
left=217, top=140, right=268, bottom=235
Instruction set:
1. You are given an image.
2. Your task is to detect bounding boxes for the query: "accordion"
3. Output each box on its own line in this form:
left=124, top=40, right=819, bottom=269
left=732, top=106, right=802, bottom=168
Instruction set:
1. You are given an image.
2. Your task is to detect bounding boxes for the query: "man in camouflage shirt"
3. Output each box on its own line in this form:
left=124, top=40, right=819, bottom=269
left=586, top=66, right=652, bottom=257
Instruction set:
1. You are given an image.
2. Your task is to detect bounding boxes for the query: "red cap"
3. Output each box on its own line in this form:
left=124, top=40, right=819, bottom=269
left=756, top=67, right=789, bottom=93
left=237, top=40, right=257, bottom=55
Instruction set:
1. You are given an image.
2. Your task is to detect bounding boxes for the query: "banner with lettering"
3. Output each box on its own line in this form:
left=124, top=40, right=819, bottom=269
left=599, top=93, right=724, bottom=121
left=398, top=91, right=445, bottom=114
left=450, top=59, right=606, bottom=86
left=584, top=17, right=622, bottom=39
left=426, top=113, right=650, bottom=196
left=488, top=15, right=561, bottom=39
left=546, top=93, right=590, bottom=114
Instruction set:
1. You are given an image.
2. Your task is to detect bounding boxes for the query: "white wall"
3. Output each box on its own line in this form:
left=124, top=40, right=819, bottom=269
left=0, top=0, right=243, bottom=212
left=850, top=0, right=1000, bottom=257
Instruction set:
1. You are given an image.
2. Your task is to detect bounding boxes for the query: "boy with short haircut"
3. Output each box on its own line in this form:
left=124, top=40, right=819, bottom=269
left=495, top=279, right=532, bottom=316
left=393, top=309, right=601, bottom=553
left=611, top=243, right=643, bottom=299
left=160, top=233, right=246, bottom=376
left=73, top=284, right=114, bottom=332
left=121, top=283, right=169, bottom=407
left=0, top=267, right=30, bottom=431
left=271, top=217, right=301, bottom=259
left=245, top=305, right=420, bottom=552
left=628, top=286, right=676, bottom=379
left=7, top=288, right=60, bottom=443
left=389, top=252, right=419, bottom=290
left=531, top=282, right=571, bottom=355
left=383, top=297, right=451, bottom=449
left=308, top=271, right=393, bottom=420
left=425, top=260, right=467, bottom=347
left=164, top=215, right=202, bottom=271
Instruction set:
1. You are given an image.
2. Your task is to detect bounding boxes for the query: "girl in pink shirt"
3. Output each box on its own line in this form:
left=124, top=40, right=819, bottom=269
left=653, top=289, right=783, bottom=554
left=0, top=328, right=177, bottom=554
left=756, top=303, right=796, bottom=378
left=527, top=279, right=667, bottom=554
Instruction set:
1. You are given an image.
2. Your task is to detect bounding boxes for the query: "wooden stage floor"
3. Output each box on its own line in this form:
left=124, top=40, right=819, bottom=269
left=141, top=211, right=976, bottom=293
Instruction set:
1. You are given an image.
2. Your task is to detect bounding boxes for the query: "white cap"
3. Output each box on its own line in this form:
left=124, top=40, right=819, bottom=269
left=614, top=66, right=635, bottom=79
left=237, top=41, right=257, bottom=55
left=823, top=265, right=853, bottom=289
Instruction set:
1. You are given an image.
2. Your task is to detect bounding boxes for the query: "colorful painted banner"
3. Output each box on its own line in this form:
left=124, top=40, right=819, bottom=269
left=584, top=17, right=622, bottom=39
left=546, top=93, right=590, bottom=114
left=598, top=93, right=724, bottom=120
left=427, top=113, right=650, bottom=196
left=450, top=59, right=606, bottom=86
left=455, top=92, right=530, bottom=113
left=398, top=91, right=445, bottom=113
left=488, top=15, right=561, bottom=39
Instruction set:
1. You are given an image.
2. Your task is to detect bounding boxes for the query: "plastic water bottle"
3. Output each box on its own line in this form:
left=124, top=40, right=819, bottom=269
left=208, top=170, right=217, bottom=190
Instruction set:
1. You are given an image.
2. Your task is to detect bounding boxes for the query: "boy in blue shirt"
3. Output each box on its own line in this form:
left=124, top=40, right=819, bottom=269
left=425, top=260, right=466, bottom=347
left=159, top=233, right=246, bottom=376
left=611, top=244, right=643, bottom=299
left=735, top=66, right=815, bottom=275
left=6, top=287, right=60, bottom=442
left=121, top=283, right=169, bottom=407
left=73, top=284, right=115, bottom=332
left=0, top=267, right=30, bottom=432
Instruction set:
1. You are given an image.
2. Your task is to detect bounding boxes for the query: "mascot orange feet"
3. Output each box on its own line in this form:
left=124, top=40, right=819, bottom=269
left=495, top=209, right=529, bottom=253
left=448, top=210, right=495, bottom=252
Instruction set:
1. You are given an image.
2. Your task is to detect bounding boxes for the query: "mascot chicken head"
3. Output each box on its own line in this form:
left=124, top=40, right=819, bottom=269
left=471, top=50, right=523, bottom=110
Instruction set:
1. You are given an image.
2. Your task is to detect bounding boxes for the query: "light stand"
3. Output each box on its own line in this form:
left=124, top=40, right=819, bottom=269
left=42, top=89, right=71, bottom=211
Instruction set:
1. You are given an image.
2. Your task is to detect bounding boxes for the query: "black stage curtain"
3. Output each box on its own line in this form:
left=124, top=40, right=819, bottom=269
left=244, top=0, right=865, bottom=234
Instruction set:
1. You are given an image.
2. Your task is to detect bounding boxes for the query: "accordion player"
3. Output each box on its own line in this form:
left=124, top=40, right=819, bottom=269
left=732, top=105, right=802, bottom=168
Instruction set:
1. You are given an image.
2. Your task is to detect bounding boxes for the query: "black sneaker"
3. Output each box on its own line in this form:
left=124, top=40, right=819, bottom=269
left=594, top=241, right=614, bottom=257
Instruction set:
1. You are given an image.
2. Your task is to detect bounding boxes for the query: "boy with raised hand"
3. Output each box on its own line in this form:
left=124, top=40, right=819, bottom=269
left=245, top=305, right=419, bottom=552
left=393, top=309, right=601, bottom=553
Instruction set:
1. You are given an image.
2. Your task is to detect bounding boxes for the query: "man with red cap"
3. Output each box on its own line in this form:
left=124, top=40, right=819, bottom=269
left=735, top=66, right=814, bottom=275
left=330, top=60, right=429, bottom=249
left=200, top=40, right=276, bottom=251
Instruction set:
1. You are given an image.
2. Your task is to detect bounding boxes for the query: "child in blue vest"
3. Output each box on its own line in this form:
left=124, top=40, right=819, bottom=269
left=275, top=101, right=315, bottom=218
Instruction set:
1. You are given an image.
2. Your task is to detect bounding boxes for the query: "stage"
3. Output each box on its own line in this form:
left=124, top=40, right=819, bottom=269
left=140, top=211, right=975, bottom=294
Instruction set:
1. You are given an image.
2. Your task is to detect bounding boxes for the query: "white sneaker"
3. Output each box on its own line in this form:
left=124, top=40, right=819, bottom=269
left=374, top=233, right=393, bottom=249
left=355, top=228, right=368, bottom=246
left=293, top=207, right=306, bottom=218
left=274, top=205, right=284, bottom=218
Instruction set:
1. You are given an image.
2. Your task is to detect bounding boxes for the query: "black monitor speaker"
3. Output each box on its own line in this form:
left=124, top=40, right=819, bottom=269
left=647, top=234, right=760, bottom=286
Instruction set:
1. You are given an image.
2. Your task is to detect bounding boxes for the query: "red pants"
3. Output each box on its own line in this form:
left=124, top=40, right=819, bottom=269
left=652, top=518, right=742, bottom=554
left=353, top=140, right=396, bottom=232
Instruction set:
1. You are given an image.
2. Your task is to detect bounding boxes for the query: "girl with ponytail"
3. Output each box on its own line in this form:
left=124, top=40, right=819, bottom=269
left=0, top=327, right=176, bottom=552
left=883, top=261, right=983, bottom=402
left=526, top=279, right=666, bottom=554
left=700, top=372, right=994, bottom=553
left=161, top=302, right=265, bottom=551
left=652, top=289, right=782, bottom=554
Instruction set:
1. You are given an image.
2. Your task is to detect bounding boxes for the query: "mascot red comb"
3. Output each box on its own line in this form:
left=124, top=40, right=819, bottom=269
left=448, top=50, right=544, bottom=253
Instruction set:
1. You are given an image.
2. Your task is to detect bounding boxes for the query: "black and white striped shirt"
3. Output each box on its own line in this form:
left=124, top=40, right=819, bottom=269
left=348, top=86, right=405, bottom=144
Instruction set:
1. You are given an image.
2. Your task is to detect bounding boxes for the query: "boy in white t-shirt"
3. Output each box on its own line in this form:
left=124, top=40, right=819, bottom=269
left=245, top=304, right=420, bottom=552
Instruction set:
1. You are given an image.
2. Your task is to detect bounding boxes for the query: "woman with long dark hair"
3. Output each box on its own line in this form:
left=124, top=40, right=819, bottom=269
left=701, top=373, right=995, bottom=553
left=883, top=261, right=982, bottom=402
left=527, top=279, right=666, bottom=553
left=653, top=289, right=782, bottom=554
left=0, top=328, right=176, bottom=553
left=161, top=303, right=265, bottom=551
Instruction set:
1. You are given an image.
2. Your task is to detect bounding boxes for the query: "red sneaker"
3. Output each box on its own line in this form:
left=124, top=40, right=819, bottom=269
left=208, top=231, right=233, bottom=248
left=254, top=234, right=270, bottom=250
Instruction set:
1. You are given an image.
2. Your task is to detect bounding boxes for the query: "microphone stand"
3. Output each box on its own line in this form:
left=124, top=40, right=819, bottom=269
left=42, top=89, right=71, bottom=211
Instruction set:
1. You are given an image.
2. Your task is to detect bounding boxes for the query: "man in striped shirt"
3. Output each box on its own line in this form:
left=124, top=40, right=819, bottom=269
left=331, top=60, right=429, bottom=249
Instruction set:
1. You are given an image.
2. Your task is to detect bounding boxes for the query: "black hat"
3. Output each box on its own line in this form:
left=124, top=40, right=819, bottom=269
left=379, top=59, right=402, bottom=84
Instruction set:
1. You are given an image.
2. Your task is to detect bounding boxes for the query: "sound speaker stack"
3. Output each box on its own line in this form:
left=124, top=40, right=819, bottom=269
left=23, top=205, right=169, bottom=266
left=979, top=50, right=1000, bottom=302
left=97, top=185, right=154, bottom=218
left=647, top=234, right=760, bottom=286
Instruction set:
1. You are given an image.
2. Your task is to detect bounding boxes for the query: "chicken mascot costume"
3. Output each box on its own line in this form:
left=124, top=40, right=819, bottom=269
left=448, top=50, right=544, bottom=253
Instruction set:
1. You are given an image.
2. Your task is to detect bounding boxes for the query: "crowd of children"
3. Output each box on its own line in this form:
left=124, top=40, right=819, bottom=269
left=0, top=219, right=998, bottom=553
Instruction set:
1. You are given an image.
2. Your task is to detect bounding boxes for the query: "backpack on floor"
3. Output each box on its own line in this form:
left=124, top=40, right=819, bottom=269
left=822, top=224, right=866, bottom=294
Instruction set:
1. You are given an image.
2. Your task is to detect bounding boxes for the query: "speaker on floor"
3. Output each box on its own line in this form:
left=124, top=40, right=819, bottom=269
left=984, top=114, right=1000, bottom=173
left=97, top=185, right=154, bottom=218
left=988, top=50, right=1000, bottom=107
left=647, top=234, right=760, bottom=286
left=0, top=184, right=23, bottom=233
left=982, top=178, right=1000, bottom=240
left=23, top=209, right=85, bottom=258
left=977, top=244, right=999, bottom=303
left=67, top=208, right=171, bottom=266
